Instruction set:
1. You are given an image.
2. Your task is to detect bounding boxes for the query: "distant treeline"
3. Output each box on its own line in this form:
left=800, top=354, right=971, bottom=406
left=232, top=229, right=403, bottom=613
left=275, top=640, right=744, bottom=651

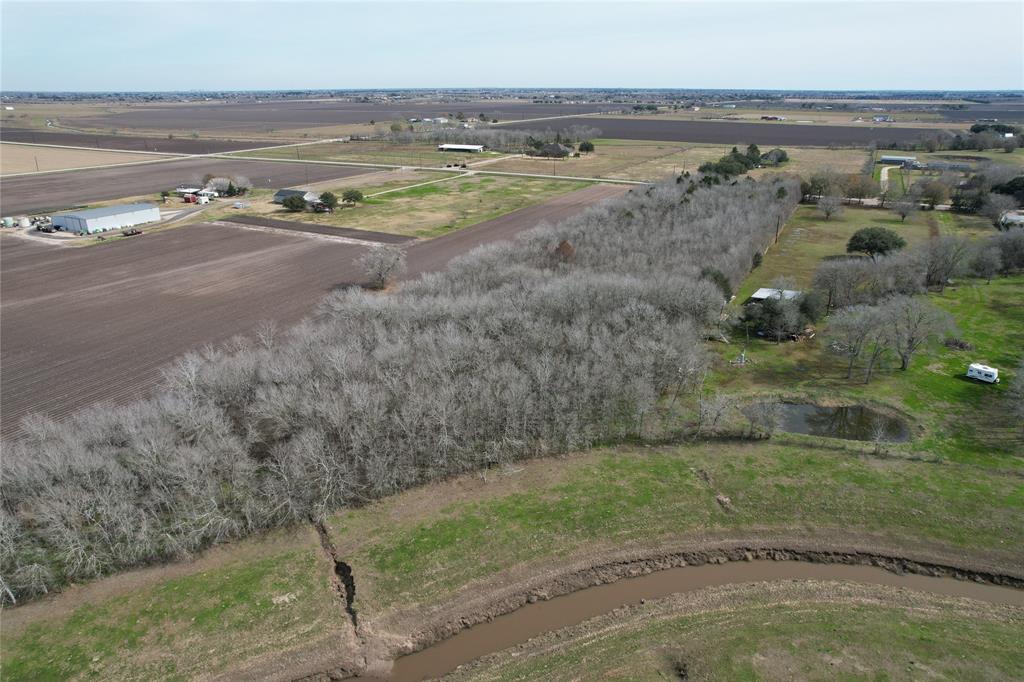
left=384, top=125, right=601, bottom=153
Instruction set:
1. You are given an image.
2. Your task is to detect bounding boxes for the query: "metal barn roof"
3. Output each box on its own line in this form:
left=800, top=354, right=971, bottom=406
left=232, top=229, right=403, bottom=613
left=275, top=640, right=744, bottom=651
left=750, top=288, right=802, bottom=301
left=53, top=203, right=158, bottom=220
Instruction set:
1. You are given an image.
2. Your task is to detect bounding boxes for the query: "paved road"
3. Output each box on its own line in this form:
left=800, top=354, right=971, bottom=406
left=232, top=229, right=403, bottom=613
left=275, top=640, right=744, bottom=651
left=0, top=184, right=625, bottom=436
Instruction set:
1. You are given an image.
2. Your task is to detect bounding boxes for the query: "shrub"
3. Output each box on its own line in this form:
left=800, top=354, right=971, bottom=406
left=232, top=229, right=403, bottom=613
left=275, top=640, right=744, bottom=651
left=282, top=195, right=307, bottom=212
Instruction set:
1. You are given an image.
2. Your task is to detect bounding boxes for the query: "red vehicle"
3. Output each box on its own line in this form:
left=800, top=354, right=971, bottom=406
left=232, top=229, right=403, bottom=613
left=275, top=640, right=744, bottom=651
left=183, top=194, right=198, bottom=204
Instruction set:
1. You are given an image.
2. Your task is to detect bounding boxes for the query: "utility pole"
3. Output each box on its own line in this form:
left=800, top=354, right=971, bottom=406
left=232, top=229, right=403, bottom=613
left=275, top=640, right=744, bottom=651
left=34, top=156, right=39, bottom=172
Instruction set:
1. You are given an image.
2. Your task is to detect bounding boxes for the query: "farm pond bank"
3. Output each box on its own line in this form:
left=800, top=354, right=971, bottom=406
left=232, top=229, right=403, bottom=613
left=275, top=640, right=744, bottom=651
left=778, top=403, right=911, bottom=442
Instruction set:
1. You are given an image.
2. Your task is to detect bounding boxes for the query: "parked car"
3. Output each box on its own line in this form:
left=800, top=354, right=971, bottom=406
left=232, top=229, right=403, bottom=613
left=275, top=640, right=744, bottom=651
left=122, top=228, right=143, bottom=237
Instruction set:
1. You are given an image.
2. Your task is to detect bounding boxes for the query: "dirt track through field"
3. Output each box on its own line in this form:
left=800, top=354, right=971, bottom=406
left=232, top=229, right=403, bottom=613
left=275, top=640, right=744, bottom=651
left=223, top=215, right=415, bottom=244
left=0, top=184, right=625, bottom=437
left=508, top=117, right=951, bottom=146
left=0, top=158, right=373, bottom=214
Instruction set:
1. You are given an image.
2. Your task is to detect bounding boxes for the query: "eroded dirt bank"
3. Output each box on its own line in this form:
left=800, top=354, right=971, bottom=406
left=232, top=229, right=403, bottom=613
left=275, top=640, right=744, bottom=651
left=300, top=542, right=1024, bottom=681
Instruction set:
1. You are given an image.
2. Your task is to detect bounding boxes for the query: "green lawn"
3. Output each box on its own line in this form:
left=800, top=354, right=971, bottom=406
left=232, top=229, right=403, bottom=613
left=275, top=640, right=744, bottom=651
left=232, top=140, right=503, bottom=167
left=736, top=205, right=938, bottom=300
left=727, top=206, right=1022, bottom=468
left=1, top=530, right=346, bottom=681
left=449, top=582, right=1024, bottom=681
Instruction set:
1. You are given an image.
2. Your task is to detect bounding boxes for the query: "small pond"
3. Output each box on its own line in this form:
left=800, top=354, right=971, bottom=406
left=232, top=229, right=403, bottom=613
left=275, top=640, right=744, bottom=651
left=779, top=404, right=911, bottom=442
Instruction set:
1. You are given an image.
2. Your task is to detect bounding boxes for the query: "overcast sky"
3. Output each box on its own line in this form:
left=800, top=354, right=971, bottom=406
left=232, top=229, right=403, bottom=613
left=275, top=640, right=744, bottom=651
left=2, top=1, right=1022, bottom=91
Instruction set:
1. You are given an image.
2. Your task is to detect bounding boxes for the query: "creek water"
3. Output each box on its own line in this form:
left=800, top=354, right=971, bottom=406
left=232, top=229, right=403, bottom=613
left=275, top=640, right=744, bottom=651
left=382, top=561, right=1022, bottom=681
left=779, top=404, right=911, bottom=442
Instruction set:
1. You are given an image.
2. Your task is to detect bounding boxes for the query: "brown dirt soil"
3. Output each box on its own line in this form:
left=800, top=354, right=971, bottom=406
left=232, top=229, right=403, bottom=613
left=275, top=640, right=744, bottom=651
left=0, top=184, right=626, bottom=437
left=0, top=143, right=174, bottom=175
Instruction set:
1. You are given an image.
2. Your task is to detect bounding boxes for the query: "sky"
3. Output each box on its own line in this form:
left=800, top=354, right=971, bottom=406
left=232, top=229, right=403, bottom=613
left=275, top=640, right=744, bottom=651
left=1, top=0, right=1022, bottom=91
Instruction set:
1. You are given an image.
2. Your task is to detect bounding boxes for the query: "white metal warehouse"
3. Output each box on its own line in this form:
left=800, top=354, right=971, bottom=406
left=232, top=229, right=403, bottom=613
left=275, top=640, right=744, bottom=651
left=51, top=203, right=161, bottom=235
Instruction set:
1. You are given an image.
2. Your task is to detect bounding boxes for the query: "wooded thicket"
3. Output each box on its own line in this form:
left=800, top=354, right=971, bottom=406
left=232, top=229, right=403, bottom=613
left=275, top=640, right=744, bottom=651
left=0, top=175, right=799, bottom=602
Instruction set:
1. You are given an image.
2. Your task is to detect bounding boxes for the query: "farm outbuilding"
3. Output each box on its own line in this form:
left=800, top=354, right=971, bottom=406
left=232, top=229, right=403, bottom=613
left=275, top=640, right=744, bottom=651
left=272, top=189, right=320, bottom=205
left=437, top=144, right=484, bottom=153
left=879, top=155, right=917, bottom=166
left=51, top=203, right=161, bottom=235
left=748, top=287, right=802, bottom=302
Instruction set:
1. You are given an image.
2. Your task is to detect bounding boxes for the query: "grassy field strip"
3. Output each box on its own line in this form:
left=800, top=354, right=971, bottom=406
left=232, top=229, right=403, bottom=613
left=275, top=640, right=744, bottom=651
left=214, top=153, right=648, bottom=185
left=448, top=582, right=1024, bottom=681
left=364, top=171, right=468, bottom=197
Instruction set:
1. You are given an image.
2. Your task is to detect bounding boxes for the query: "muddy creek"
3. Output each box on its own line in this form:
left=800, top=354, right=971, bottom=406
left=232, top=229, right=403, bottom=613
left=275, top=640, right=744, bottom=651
left=381, top=560, right=1024, bottom=681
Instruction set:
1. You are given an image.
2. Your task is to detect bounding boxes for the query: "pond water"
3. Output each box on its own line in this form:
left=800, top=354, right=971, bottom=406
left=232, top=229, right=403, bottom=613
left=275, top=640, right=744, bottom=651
left=779, top=404, right=910, bottom=442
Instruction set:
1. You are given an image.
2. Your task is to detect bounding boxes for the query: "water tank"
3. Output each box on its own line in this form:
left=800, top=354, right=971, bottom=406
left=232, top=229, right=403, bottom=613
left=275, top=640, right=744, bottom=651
left=17, top=216, right=31, bottom=228
left=2, top=217, right=13, bottom=228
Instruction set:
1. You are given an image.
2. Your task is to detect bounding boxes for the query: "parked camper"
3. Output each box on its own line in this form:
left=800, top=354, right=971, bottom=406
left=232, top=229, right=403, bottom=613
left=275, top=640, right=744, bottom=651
left=966, top=363, right=999, bottom=384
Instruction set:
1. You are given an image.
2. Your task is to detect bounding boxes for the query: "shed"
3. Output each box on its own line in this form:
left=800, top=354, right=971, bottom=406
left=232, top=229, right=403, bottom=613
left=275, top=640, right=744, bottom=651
left=1000, top=210, right=1024, bottom=229
left=879, top=155, right=916, bottom=166
left=748, top=287, right=801, bottom=302
left=437, top=144, right=484, bottom=153
left=272, top=189, right=320, bottom=205
left=51, top=203, right=160, bottom=235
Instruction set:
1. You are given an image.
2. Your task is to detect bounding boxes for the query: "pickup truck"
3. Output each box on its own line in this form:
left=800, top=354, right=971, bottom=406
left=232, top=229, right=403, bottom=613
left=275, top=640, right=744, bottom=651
left=122, top=228, right=143, bottom=237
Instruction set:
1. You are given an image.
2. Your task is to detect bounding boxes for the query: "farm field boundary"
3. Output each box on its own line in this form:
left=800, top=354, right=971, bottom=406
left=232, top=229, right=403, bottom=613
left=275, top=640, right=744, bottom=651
left=222, top=215, right=415, bottom=244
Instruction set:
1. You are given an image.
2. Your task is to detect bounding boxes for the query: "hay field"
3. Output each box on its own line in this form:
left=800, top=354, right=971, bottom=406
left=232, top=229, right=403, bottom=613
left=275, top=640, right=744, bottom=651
left=0, top=143, right=171, bottom=175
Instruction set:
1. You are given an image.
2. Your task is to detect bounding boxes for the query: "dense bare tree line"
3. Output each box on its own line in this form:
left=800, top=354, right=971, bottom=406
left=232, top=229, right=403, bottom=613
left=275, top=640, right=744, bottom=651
left=385, top=125, right=602, bottom=152
left=0, top=175, right=799, bottom=602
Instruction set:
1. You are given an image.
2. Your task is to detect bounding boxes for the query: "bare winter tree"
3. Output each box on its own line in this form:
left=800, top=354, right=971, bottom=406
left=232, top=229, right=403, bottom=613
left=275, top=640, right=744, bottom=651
left=357, top=245, right=407, bottom=289
left=982, top=193, right=1018, bottom=229
left=970, top=245, right=1002, bottom=283
left=827, top=305, right=881, bottom=379
left=817, top=194, right=843, bottom=221
left=740, top=396, right=782, bottom=439
left=919, top=235, right=971, bottom=291
left=891, top=199, right=919, bottom=223
left=696, top=392, right=734, bottom=438
left=880, top=295, right=956, bottom=371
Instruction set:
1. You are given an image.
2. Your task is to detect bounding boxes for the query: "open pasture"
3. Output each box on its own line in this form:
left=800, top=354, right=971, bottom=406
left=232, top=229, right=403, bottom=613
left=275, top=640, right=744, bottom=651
left=483, top=140, right=869, bottom=181
left=227, top=173, right=591, bottom=238
left=234, top=139, right=495, bottom=167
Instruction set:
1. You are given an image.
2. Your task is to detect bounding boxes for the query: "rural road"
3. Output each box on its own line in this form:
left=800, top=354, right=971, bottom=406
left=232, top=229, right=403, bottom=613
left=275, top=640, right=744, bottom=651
left=0, top=184, right=626, bottom=437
